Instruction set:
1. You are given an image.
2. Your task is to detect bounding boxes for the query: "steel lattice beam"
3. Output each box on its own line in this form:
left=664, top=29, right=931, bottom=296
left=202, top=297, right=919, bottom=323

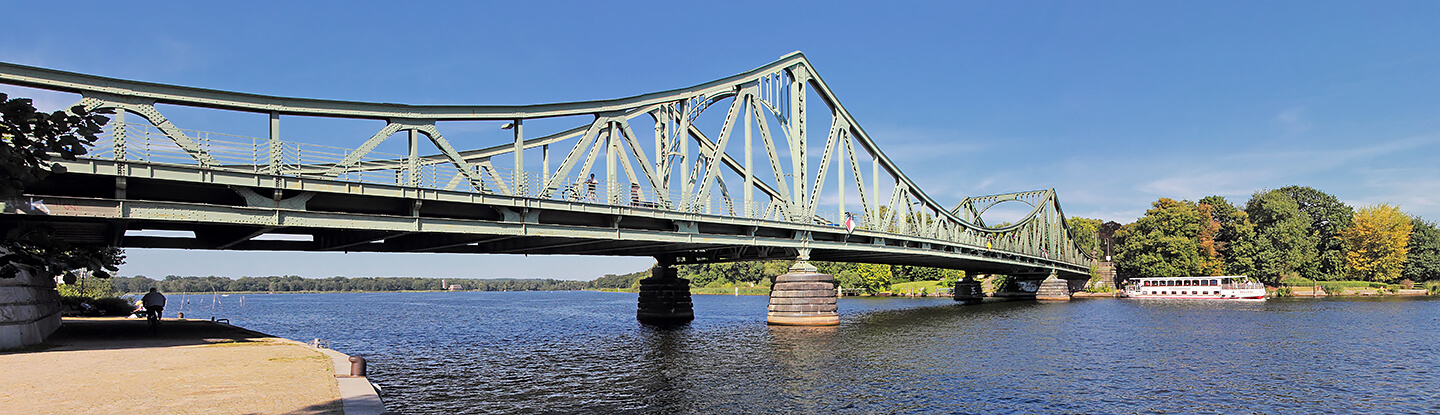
left=0, top=53, right=1094, bottom=275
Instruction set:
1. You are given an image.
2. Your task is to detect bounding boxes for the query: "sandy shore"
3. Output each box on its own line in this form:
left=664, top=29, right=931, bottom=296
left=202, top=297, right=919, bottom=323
left=0, top=318, right=342, bottom=414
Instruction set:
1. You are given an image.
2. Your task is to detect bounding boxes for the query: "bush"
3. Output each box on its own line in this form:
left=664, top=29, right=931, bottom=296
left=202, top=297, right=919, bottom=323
left=1085, top=283, right=1115, bottom=293
left=989, top=275, right=1016, bottom=293
left=1320, top=283, right=1346, bottom=296
left=1316, top=281, right=1389, bottom=289
left=92, top=297, right=136, bottom=316
left=1273, top=286, right=1293, bottom=297
left=1280, top=276, right=1315, bottom=286
left=60, top=295, right=135, bottom=317
left=1426, top=281, right=1440, bottom=295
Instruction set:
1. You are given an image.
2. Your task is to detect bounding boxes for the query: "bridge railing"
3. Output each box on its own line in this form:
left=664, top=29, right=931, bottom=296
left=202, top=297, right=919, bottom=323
left=92, top=121, right=850, bottom=221
left=90, top=122, right=1097, bottom=266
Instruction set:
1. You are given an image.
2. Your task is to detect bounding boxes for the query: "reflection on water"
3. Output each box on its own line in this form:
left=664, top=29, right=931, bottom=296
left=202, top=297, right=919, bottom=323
left=167, top=292, right=1440, bottom=414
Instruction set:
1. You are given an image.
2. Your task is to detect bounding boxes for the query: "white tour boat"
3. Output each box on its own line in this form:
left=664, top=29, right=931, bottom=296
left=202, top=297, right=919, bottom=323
left=1122, top=276, right=1267, bottom=300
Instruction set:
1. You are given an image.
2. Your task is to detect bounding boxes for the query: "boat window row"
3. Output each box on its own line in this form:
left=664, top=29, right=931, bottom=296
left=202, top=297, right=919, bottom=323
left=1141, top=279, right=1220, bottom=287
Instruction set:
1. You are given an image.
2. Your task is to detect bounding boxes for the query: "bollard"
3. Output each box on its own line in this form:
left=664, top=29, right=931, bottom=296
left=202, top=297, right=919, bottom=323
left=349, top=356, right=367, bottom=377
left=176, top=312, right=184, bottom=319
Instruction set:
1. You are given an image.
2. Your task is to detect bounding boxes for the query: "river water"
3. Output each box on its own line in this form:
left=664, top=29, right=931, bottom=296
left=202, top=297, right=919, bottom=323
left=164, top=292, right=1440, bottom=414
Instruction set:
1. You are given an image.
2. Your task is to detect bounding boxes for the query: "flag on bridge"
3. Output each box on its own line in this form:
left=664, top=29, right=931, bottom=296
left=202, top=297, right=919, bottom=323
left=844, top=213, right=856, bottom=235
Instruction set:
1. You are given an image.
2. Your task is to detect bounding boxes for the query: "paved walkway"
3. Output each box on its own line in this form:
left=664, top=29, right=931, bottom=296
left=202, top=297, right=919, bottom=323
left=0, top=318, right=347, bottom=414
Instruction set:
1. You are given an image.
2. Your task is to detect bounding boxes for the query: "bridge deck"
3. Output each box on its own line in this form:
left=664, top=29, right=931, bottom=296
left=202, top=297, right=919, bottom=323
left=10, top=158, right=1084, bottom=277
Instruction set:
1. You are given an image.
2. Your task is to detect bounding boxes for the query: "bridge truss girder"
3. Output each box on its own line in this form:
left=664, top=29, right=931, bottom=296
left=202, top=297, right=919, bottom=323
left=0, top=53, right=1091, bottom=276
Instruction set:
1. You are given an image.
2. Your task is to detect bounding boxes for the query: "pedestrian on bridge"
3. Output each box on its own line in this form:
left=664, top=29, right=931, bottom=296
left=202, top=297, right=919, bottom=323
left=585, top=174, right=598, bottom=202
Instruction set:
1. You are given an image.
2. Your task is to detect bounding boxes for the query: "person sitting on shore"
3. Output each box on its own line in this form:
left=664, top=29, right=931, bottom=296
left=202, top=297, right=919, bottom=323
left=142, top=287, right=167, bottom=322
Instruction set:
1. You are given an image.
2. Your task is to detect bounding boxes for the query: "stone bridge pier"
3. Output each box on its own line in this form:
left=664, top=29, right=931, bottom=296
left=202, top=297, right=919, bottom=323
left=1035, top=270, right=1073, bottom=301
left=952, top=276, right=984, bottom=305
left=766, top=260, right=839, bottom=326
left=636, top=259, right=694, bottom=325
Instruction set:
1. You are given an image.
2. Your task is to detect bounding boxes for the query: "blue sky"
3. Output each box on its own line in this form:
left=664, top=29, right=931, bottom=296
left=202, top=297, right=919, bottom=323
left=5, top=1, right=1439, bottom=280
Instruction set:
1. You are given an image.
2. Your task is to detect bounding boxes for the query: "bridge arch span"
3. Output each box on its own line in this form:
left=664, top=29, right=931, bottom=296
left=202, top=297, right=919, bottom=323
left=2, top=53, right=1094, bottom=324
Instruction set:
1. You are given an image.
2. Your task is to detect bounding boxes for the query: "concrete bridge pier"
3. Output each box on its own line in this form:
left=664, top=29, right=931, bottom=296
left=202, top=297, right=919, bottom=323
left=1035, top=270, right=1072, bottom=301
left=952, top=276, right=984, bottom=305
left=636, top=260, right=694, bottom=325
left=767, top=260, right=840, bottom=326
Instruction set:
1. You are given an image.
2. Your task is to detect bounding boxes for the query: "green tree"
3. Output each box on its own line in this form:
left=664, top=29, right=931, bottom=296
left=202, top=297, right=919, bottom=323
left=1194, top=202, right=1223, bottom=275
left=1275, top=186, right=1353, bottom=280
left=677, top=260, right=790, bottom=288
left=1403, top=217, right=1440, bottom=282
left=1342, top=204, right=1410, bottom=283
left=854, top=263, right=891, bottom=294
left=589, top=269, right=649, bottom=289
left=904, top=265, right=959, bottom=282
left=1199, top=195, right=1258, bottom=276
left=891, top=265, right=951, bottom=283
left=1244, top=190, right=1315, bottom=285
left=835, top=269, right=862, bottom=290
left=56, top=272, right=116, bottom=298
left=1, top=94, right=121, bottom=281
left=1067, top=217, right=1103, bottom=258
left=939, top=269, right=964, bottom=288
left=1114, top=198, right=1216, bottom=277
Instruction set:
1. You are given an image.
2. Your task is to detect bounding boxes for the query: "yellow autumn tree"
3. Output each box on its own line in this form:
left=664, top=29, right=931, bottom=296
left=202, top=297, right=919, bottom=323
left=1342, top=204, right=1411, bottom=282
left=1195, top=202, right=1224, bottom=276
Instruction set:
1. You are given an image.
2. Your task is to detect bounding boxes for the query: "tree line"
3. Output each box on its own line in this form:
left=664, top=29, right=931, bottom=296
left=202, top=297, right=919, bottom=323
left=590, top=260, right=964, bottom=294
left=112, top=184, right=1436, bottom=294
left=109, top=275, right=590, bottom=293
left=1096, top=186, right=1440, bottom=285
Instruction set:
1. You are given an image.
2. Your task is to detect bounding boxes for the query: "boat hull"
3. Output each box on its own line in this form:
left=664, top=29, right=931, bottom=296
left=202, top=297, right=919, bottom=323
left=1121, top=293, right=1266, bottom=300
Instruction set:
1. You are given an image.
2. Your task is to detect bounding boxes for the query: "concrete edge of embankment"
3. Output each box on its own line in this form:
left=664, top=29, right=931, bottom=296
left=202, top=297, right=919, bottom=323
left=315, top=347, right=393, bottom=415
left=196, top=319, right=393, bottom=415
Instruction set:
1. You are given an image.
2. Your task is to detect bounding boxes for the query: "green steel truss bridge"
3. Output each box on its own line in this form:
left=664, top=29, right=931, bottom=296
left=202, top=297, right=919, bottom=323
left=0, top=53, right=1091, bottom=282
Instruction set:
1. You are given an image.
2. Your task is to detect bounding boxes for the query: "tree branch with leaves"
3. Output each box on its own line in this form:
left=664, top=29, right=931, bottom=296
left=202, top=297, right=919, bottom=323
left=1, top=93, right=122, bottom=280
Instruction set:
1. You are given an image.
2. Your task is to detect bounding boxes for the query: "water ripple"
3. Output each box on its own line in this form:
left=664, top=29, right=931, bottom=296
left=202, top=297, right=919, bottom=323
left=168, top=293, right=1440, bottom=414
